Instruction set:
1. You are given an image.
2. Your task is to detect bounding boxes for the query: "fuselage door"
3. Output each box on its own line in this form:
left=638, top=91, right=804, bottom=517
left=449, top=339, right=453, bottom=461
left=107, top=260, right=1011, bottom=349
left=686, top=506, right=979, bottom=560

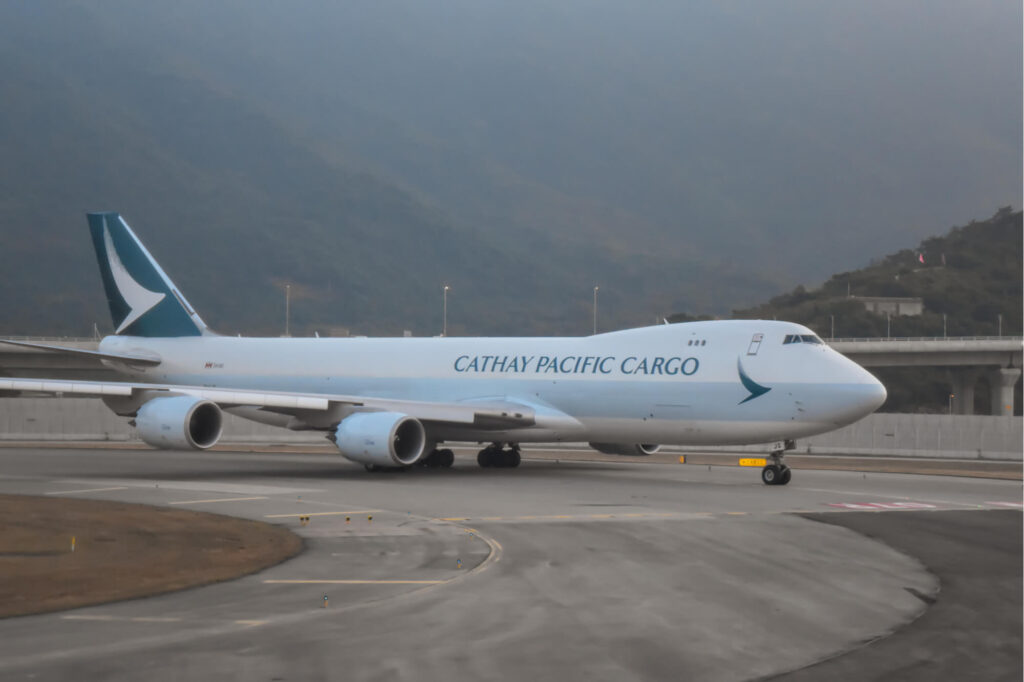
left=746, top=333, right=764, bottom=356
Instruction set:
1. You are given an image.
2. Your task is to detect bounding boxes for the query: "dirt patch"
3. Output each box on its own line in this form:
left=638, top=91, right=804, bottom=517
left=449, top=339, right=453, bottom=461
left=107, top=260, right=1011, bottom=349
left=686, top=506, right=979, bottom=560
left=0, top=494, right=302, bottom=618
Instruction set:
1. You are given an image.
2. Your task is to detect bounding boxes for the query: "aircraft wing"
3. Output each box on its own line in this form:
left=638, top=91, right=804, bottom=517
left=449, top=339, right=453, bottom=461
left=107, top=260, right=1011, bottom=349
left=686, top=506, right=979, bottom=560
left=0, top=377, right=536, bottom=429
left=0, top=339, right=162, bottom=366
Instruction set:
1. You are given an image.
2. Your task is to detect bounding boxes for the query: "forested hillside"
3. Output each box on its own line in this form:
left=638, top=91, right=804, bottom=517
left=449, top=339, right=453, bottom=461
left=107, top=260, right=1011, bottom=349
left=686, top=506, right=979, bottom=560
left=727, top=207, right=1022, bottom=338
left=672, top=208, right=1023, bottom=413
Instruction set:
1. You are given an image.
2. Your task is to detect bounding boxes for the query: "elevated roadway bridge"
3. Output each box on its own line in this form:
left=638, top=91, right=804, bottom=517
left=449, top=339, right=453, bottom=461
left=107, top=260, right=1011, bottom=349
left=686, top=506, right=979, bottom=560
left=829, top=337, right=1022, bottom=416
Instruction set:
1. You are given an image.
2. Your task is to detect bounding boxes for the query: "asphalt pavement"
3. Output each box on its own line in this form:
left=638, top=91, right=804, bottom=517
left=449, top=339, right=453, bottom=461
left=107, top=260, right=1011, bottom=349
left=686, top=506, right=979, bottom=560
left=0, top=446, right=1019, bottom=681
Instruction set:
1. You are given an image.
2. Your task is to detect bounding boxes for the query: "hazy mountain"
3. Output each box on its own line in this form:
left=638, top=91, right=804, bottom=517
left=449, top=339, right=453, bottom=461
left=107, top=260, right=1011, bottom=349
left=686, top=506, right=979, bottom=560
left=721, top=207, right=1023, bottom=338
left=696, top=207, right=1023, bottom=413
left=0, top=2, right=1019, bottom=336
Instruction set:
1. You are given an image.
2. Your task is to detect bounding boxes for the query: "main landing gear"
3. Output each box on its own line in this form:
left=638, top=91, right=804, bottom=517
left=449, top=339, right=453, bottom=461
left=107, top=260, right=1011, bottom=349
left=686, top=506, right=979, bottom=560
left=761, top=440, right=794, bottom=486
left=419, top=448, right=455, bottom=468
left=477, top=442, right=521, bottom=469
left=362, top=448, right=454, bottom=472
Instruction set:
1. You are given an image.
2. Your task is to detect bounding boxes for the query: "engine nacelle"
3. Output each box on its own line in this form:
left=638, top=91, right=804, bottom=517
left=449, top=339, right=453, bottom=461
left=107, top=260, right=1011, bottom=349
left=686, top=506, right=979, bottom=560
left=135, top=396, right=223, bottom=450
left=589, top=442, right=661, bottom=457
left=333, top=411, right=427, bottom=467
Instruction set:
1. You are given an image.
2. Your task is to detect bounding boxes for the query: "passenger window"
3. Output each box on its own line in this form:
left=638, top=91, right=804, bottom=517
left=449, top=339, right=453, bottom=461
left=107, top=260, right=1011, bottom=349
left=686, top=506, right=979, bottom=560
left=747, top=333, right=764, bottom=355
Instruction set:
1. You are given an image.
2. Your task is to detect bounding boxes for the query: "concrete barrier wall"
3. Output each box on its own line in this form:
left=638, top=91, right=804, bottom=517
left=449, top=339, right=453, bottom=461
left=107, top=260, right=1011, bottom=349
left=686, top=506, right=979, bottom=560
left=0, top=397, right=1020, bottom=460
left=676, top=412, right=1023, bottom=461
left=0, top=397, right=325, bottom=445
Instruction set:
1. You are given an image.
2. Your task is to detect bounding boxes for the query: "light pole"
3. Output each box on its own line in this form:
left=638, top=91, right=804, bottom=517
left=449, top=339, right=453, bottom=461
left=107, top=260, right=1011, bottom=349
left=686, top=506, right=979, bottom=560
left=593, top=286, right=599, bottom=335
left=829, top=314, right=835, bottom=339
left=886, top=312, right=891, bottom=339
left=284, top=284, right=290, bottom=337
left=943, top=313, right=947, bottom=338
left=442, top=285, right=450, bottom=337
left=948, top=393, right=954, bottom=415
left=998, top=313, right=1003, bottom=337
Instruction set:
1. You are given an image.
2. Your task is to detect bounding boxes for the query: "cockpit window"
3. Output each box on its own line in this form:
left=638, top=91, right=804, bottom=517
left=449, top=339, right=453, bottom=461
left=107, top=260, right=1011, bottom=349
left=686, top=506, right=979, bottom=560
left=783, top=334, right=824, bottom=345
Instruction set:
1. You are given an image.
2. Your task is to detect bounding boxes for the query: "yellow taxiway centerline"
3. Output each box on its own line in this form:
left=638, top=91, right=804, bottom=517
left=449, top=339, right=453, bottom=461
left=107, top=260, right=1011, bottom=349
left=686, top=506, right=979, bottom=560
left=264, top=510, right=379, bottom=518
left=168, top=496, right=268, bottom=505
left=263, top=579, right=445, bottom=585
left=45, top=486, right=128, bottom=496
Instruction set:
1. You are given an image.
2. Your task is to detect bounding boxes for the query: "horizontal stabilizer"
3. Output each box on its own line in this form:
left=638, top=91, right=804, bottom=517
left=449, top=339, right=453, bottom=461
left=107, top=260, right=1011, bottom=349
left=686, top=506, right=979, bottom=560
left=0, top=339, right=162, bottom=366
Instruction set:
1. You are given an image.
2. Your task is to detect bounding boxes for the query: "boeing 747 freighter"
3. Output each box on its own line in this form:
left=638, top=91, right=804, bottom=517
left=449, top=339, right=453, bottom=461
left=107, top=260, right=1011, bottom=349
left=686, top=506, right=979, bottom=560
left=0, top=213, right=887, bottom=485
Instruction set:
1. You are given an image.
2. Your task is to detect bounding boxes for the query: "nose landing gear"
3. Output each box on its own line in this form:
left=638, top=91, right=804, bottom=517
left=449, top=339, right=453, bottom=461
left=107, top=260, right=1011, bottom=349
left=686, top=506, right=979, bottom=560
left=761, top=440, right=794, bottom=486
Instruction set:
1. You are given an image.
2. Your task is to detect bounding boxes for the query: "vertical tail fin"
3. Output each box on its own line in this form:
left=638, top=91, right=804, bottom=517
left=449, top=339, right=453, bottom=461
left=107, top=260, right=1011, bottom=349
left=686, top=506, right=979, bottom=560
left=87, top=212, right=209, bottom=337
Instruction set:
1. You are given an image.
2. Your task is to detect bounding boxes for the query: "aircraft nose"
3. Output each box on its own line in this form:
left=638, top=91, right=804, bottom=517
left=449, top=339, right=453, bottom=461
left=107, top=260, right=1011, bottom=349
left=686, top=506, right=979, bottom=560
left=825, top=355, right=888, bottom=424
left=861, top=378, right=888, bottom=414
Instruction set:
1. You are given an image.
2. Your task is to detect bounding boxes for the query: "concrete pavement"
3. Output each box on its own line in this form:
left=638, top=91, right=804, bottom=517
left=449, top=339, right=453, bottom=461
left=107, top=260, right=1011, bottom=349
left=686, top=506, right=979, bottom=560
left=0, top=446, right=1019, bottom=681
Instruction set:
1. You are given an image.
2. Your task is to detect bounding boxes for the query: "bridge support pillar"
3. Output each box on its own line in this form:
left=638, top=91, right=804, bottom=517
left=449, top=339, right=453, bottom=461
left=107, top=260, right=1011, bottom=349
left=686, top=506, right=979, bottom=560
left=988, top=368, right=1021, bottom=417
left=950, top=370, right=981, bottom=415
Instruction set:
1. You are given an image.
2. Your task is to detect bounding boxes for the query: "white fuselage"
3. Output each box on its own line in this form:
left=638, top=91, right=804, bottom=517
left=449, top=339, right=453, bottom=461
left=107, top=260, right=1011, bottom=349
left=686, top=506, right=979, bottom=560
left=100, top=320, right=886, bottom=446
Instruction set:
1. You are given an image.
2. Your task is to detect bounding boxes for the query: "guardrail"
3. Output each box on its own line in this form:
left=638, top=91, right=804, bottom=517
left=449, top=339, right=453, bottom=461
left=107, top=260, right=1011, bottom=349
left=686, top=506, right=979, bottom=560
left=0, top=336, right=98, bottom=342
left=828, top=336, right=1023, bottom=343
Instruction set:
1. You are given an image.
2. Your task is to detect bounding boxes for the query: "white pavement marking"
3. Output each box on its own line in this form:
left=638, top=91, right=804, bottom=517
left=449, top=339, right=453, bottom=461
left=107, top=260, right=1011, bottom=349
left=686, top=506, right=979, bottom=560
left=57, top=479, right=321, bottom=496
left=801, top=486, right=978, bottom=507
left=168, top=496, right=268, bottom=505
left=44, top=486, right=128, bottom=496
left=127, top=617, right=182, bottom=623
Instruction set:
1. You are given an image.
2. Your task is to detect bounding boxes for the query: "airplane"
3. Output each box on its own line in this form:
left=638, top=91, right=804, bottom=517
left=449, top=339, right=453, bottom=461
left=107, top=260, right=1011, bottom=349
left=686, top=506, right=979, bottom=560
left=0, top=212, right=887, bottom=485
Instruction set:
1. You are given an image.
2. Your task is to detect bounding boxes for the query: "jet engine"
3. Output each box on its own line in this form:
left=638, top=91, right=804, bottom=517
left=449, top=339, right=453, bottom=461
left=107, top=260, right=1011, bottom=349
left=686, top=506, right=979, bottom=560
left=332, top=411, right=427, bottom=467
left=135, top=395, right=223, bottom=450
left=588, top=442, right=661, bottom=457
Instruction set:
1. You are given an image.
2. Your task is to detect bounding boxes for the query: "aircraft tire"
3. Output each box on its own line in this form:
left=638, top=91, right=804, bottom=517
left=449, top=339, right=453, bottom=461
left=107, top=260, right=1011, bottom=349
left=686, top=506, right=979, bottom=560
left=439, top=449, right=455, bottom=468
left=477, top=449, right=492, bottom=468
left=779, top=466, right=792, bottom=485
left=507, top=450, right=521, bottom=468
left=761, top=465, right=780, bottom=485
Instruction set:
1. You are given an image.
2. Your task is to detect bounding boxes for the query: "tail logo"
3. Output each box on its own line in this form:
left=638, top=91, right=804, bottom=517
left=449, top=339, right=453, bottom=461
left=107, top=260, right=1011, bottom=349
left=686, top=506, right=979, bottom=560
left=103, top=218, right=165, bottom=333
left=737, top=358, right=771, bottom=404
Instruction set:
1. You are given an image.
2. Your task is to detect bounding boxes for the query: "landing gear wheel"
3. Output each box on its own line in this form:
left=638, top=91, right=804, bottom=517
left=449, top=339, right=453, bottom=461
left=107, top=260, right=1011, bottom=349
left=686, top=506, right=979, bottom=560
left=761, top=464, right=781, bottom=485
left=439, top=449, right=455, bottom=468
left=477, top=444, right=520, bottom=469
left=778, top=465, right=791, bottom=485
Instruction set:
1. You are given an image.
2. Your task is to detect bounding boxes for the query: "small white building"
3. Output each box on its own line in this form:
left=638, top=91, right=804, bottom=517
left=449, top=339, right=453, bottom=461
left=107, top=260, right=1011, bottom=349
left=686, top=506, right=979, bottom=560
left=854, top=296, right=924, bottom=316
